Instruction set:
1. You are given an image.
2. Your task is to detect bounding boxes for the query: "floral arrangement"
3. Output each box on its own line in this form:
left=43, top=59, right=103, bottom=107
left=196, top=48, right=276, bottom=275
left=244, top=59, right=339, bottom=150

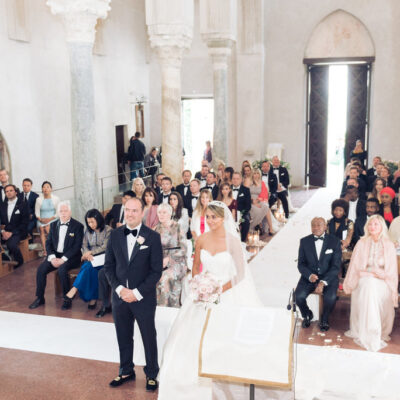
left=383, top=160, right=400, bottom=175
left=189, top=272, right=222, bottom=304
left=252, top=158, right=290, bottom=171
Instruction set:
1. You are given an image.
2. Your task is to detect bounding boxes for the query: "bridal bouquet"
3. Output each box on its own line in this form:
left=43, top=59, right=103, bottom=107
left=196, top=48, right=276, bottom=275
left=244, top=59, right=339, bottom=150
left=189, top=272, right=222, bottom=305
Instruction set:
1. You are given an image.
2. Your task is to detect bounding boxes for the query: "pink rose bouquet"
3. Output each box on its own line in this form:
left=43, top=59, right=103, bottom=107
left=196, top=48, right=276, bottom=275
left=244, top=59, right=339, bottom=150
left=189, top=272, right=222, bottom=304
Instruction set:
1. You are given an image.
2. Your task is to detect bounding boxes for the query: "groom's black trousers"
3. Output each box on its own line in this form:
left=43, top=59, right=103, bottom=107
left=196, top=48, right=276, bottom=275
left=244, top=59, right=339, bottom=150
left=112, top=296, right=159, bottom=378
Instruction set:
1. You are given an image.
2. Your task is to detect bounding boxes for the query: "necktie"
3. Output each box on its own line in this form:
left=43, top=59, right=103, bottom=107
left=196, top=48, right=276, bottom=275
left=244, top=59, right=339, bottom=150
left=119, top=211, right=124, bottom=223
left=124, top=228, right=138, bottom=237
left=24, top=193, right=27, bottom=202
left=314, top=236, right=324, bottom=241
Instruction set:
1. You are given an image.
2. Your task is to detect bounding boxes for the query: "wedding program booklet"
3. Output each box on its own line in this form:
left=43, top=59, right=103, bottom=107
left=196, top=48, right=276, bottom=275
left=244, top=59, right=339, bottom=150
left=91, top=253, right=105, bottom=268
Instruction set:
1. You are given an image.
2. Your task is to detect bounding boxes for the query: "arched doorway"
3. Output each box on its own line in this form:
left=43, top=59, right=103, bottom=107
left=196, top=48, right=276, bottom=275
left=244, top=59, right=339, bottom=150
left=303, top=10, right=375, bottom=188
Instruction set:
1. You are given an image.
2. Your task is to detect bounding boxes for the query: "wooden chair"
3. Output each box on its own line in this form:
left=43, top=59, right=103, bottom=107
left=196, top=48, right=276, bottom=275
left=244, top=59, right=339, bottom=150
left=18, top=236, right=40, bottom=263
left=0, top=245, right=18, bottom=278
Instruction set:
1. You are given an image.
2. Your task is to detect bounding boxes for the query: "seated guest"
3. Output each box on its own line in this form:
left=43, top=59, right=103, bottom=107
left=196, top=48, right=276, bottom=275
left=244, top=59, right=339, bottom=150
left=349, top=139, right=367, bottom=167
left=188, top=179, right=201, bottom=218
left=65, top=209, right=112, bottom=309
left=169, top=192, right=189, bottom=235
left=131, top=177, right=145, bottom=198
left=224, top=167, right=234, bottom=185
left=0, top=168, right=10, bottom=204
left=29, top=201, right=84, bottom=310
left=353, top=198, right=380, bottom=245
left=154, top=172, right=165, bottom=198
left=368, top=177, right=386, bottom=204
left=232, top=172, right=251, bottom=242
left=216, top=161, right=225, bottom=185
left=142, top=187, right=159, bottom=229
left=218, top=182, right=237, bottom=220
left=340, top=166, right=367, bottom=198
left=18, top=178, right=39, bottom=240
left=35, top=181, right=60, bottom=256
left=190, top=189, right=212, bottom=241
left=344, top=215, right=398, bottom=352
left=271, top=156, right=290, bottom=218
left=155, top=203, right=187, bottom=307
left=260, top=160, right=278, bottom=207
left=379, top=187, right=398, bottom=227
left=380, top=166, right=394, bottom=189
left=295, top=217, right=342, bottom=331
left=326, top=199, right=354, bottom=251
left=158, top=177, right=174, bottom=205
left=105, top=190, right=136, bottom=228
left=0, top=184, right=29, bottom=267
left=343, top=186, right=366, bottom=223
left=242, top=164, right=253, bottom=188
left=249, top=169, right=275, bottom=234
left=388, top=214, right=400, bottom=246
left=175, top=169, right=192, bottom=208
left=342, top=177, right=366, bottom=200
left=367, top=156, right=382, bottom=191
left=195, top=163, right=209, bottom=188
left=204, top=172, right=218, bottom=199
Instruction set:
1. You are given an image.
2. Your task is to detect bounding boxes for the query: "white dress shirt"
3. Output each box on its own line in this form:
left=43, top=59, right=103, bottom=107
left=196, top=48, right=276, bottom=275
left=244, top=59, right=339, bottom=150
left=261, top=175, right=270, bottom=191
left=7, top=198, right=17, bottom=222
left=348, top=199, right=358, bottom=223
left=162, top=191, right=171, bottom=204
left=119, top=205, right=125, bottom=224
left=312, top=235, right=328, bottom=286
left=232, top=186, right=240, bottom=200
left=23, top=191, right=30, bottom=201
left=48, top=220, right=70, bottom=262
left=191, top=194, right=199, bottom=209
left=199, top=177, right=207, bottom=188
left=116, top=223, right=143, bottom=301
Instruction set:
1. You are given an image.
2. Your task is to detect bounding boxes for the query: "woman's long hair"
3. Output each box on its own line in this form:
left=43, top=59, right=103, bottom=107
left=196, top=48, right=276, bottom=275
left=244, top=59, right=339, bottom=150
left=194, top=188, right=213, bottom=215
left=362, top=214, right=389, bottom=240
left=85, top=209, right=105, bottom=233
left=169, top=191, right=183, bottom=220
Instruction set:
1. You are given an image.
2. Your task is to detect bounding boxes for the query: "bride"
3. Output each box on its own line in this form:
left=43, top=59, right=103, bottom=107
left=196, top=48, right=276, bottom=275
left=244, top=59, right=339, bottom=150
left=158, top=201, right=260, bottom=400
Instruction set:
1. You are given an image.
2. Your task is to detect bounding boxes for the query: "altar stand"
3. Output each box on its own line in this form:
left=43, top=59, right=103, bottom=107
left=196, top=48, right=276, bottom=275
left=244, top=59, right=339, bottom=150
left=199, top=305, right=295, bottom=400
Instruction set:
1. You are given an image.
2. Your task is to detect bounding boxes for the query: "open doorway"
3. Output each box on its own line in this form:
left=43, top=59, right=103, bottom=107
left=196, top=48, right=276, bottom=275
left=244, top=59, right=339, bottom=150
left=182, top=98, right=214, bottom=174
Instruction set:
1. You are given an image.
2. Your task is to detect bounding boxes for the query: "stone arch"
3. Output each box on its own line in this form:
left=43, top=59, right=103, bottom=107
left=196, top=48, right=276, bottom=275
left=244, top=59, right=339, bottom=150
left=304, top=9, right=375, bottom=60
left=0, top=131, right=12, bottom=176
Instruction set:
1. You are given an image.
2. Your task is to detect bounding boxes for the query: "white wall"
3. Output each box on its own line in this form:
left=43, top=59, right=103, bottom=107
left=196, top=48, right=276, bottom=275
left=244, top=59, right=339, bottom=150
left=0, top=0, right=150, bottom=193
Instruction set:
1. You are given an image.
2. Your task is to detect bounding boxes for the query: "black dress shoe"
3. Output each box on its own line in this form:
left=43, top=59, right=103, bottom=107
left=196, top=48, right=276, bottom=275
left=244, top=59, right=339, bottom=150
left=301, top=310, right=313, bottom=328
left=109, top=372, right=136, bottom=387
left=146, top=377, right=158, bottom=392
left=319, top=321, right=330, bottom=332
left=61, top=298, right=72, bottom=310
left=96, top=305, right=111, bottom=318
left=29, top=297, right=45, bottom=309
left=88, top=301, right=97, bottom=310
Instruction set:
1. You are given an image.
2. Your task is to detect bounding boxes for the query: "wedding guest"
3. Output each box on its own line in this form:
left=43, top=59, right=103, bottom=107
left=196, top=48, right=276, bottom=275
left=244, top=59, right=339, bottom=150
left=379, top=187, right=399, bottom=227
left=0, top=168, right=10, bottom=204
left=216, top=161, right=226, bottom=185
left=131, top=177, right=145, bottom=198
left=195, top=164, right=209, bottom=188
left=340, top=166, right=367, bottom=198
left=105, top=190, right=136, bottom=229
left=175, top=170, right=192, bottom=209
left=369, top=177, right=386, bottom=203
left=35, top=181, right=60, bottom=256
left=326, top=199, right=354, bottom=251
left=29, top=201, right=84, bottom=310
left=203, top=140, right=212, bottom=168
left=142, top=187, right=159, bottom=229
left=158, top=177, right=173, bottom=205
left=380, top=166, right=394, bottom=189
left=349, top=139, right=367, bottom=167
left=169, top=192, right=189, bottom=235
left=367, top=156, right=382, bottom=191
left=217, top=182, right=237, bottom=220
left=388, top=214, right=400, bottom=246
left=0, top=184, right=29, bottom=267
left=154, top=172, right=165, bottom=198
left=249, top=169, right=275, bottom=234
left=271, top=156, right=290, bottom=218
left=155, top=203, right=187, bottom=307
left=18, top=178, right=39, bottom=240
left=242, top=164, right=253, bottom=188
left=241, top=160, right=251, bottom=176
left=224, top=167, right=234, bottom=185
left=65, top=209, right=112, bottom=309
left=232, top=172, right=251, bottom=242
left=295, top=217, right=342, bottom=331
left=353, top=198, right=380, bottom=245
left=343, top=186, right=366, bottom=223
left=127, top=132, right=146, bottom=179
left=190, top=189, right=212, bottom=241
left=188, top=179, right=201, bottom=218
left=144, top=147, right=159, bottom=185
left=204, top=172, right=218, bottom=199
left=344, top=215, right=398, bottom=351
left=260, top=160, right=278, bottom=207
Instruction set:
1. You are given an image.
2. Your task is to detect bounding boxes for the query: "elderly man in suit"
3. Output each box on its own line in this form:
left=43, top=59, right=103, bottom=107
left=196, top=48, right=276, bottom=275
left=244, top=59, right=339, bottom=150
left=295, top=217, right=342, bottom=332
left=0, top=184, right=29, bottom=267
left=105, top=197, right=162, bottom=392
left=29, top=201, right=84, bottom=310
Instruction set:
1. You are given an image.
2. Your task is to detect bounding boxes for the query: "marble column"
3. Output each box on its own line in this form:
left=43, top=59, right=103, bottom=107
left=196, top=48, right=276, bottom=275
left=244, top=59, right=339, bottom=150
left=146, top=0, right=193, bottom=185
left=47, top=0, right=110, bottom=222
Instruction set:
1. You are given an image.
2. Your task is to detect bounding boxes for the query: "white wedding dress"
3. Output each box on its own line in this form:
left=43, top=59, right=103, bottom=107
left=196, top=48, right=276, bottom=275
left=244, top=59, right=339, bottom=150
left=158, top=249, right=261, bottom=400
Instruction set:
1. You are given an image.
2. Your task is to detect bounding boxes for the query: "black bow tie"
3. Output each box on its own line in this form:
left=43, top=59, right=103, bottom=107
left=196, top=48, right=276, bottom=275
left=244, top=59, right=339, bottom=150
left=60, top=222, right=69, bottom=226
left=314, top=236, right=324, bottom=241
left=262, top=173, right=268, bottom=176
left=205, top=186, right=212, bottom=189
left=200, top=178, right=206, bottom=181
left=124, top=228, right=138, bottom=237
left=192, top=196, right=198, bottom=199
left=233, top=188, right=239, bottom=192
left=273, top=168, right=279, bottom=170
left=163, top=194, right=170, bottom=198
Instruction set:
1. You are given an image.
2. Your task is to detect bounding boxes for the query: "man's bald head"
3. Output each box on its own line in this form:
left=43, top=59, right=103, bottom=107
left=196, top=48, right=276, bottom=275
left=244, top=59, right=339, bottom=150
left=311, top=217, right=326, bottom=237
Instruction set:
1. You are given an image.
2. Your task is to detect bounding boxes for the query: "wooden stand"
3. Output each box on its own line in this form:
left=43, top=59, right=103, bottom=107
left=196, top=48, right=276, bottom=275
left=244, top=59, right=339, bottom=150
left=19, top=237, right=40, bottom=263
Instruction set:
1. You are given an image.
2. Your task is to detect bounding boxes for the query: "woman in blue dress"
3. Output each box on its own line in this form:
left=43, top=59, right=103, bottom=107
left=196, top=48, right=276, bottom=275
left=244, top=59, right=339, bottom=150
left=65, top=209, right=112, bottom=309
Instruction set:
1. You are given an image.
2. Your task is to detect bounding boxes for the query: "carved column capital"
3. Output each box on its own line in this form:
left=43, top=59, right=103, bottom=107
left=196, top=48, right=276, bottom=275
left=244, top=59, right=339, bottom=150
left=47, top=0, right=111, bottom=43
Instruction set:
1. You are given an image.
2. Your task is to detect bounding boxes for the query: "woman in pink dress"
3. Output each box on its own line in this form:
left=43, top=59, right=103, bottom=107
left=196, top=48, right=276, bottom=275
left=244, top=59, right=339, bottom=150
left=343, top=214, right=398, bottom=351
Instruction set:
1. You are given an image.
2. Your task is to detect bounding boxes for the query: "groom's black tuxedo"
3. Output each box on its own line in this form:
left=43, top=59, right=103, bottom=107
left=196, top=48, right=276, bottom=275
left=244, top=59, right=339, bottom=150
left=295, top=233, right=341, bottom=323
left=104, top=224, right=162, bottom=378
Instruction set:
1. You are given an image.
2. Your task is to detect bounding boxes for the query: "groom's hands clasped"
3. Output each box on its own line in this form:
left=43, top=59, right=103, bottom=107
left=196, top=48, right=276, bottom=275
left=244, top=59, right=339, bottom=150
left=120, top=288, right=138, bottom=303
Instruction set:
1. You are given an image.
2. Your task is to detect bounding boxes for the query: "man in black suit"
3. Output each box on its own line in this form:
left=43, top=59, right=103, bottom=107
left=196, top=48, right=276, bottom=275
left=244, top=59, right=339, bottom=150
left=176, top=169, right=192, bottom=209
left=271, top=156, right=290, bottom=218
left=260, top=161, right=278, bottom=207
left=187, top=179, right=201, bottom=218
left=232, top=172, right=251, bottom=242
left=194, top=164, right=209, bottom=188
left=343, top=186, right=366, bottom=223
left=366, top=156, right=381, bottom=191
left=0, top=184, right=29, bottom=267
left=380, top=166, right=395, bottom=189
left=340, top=166, right=367, bottom=198
left=105, top=197, right=162, bottom=391
left=352, top=197, right=379, bottom=246
left=18, top=178, right=39, bottom=240
left=105, top=190, right=136, bottom=229
left=295, top=217, right=342, bottom=332
left=205, top=172, right=219, bottom=200
left=154, top=173, right=165, bottom=199
left=0, top=169, right=10, bottom=204
left=158, top=177, right=174, bottom=205
left=29, top=201, right=84, bottom=310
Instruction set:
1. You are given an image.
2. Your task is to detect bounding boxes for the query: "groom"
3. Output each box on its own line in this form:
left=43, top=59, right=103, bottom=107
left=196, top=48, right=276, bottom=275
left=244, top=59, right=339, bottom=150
left=104, top=197, right=162, bottom=391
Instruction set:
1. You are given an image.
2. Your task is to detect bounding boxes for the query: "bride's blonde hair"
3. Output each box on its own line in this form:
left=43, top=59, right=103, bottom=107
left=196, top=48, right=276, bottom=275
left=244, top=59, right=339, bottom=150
left=207, top=203, right=225, bottom=219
